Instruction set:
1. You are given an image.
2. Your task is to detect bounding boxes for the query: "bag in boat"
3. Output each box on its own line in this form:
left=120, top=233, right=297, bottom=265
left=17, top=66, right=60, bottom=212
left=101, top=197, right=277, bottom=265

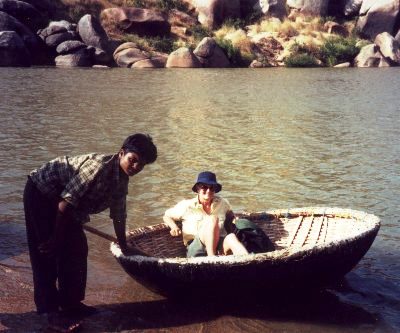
left=233, top=218, right=275, bottom=253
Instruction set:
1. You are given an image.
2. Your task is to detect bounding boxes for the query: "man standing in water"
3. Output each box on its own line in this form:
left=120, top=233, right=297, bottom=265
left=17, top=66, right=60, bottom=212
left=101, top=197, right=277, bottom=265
left=23, top=133, right=157, bottom=332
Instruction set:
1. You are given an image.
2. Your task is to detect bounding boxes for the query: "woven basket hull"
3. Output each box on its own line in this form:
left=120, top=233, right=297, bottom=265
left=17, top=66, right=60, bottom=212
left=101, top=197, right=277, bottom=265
left=111, top=207, right=380, bottom=296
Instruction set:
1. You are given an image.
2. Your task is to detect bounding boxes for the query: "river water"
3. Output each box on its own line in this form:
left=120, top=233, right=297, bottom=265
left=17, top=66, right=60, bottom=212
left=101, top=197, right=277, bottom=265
left=0, top=67, right=399, bottom=332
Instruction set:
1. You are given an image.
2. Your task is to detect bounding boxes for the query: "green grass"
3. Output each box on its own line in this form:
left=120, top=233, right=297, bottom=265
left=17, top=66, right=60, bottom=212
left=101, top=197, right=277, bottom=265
left=284, top=53, right=319, bottom=67
left=155, top=0, right=189, bottom=12
left=124, top=0, right=146, bottom=7
left=284, top=37, right=360, bottom=67
left=121, top=34, right=176, bottom=53
left=67, top=1, right=104, bottom=22
left=319, top=36, right=360, bottom=66
left=189, top=25, right=214, bottom=41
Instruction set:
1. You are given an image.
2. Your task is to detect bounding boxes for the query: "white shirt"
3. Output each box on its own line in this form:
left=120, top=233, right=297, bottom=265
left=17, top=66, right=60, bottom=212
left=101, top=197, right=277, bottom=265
left=164, top=195, right=231, bottom=245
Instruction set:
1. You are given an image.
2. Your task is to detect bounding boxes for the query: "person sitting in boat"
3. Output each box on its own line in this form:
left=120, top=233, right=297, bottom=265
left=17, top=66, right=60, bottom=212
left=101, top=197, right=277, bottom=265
left=163, top=171, right=248, bottom=257
left=23, top=133, right=157, bottom=332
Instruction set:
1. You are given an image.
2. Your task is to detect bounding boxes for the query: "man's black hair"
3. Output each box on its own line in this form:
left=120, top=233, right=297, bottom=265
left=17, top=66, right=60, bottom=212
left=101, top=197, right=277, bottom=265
left=121, top=133, right=157, bottom=164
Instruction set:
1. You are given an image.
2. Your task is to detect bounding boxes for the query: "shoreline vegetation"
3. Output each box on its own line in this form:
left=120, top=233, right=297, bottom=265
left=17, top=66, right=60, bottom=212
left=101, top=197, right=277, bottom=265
left=0, top=0, right=400, bottom=68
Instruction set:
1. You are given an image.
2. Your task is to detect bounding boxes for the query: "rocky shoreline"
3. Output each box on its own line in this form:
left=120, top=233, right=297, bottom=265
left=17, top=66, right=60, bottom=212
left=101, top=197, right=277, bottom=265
left=1, top=0, right=400, bottom=68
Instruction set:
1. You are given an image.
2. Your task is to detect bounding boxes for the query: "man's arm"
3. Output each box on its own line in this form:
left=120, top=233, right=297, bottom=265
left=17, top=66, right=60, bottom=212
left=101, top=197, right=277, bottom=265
left=163, top=215, right=182, bottom=236
left=112, top=219, right=147, bottom=256
left=113, top=219, right=127, bottom=250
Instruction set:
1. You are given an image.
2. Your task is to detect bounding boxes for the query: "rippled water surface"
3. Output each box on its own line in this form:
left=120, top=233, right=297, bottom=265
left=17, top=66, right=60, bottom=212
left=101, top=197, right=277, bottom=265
left=0, top=67, right=399, bottom=332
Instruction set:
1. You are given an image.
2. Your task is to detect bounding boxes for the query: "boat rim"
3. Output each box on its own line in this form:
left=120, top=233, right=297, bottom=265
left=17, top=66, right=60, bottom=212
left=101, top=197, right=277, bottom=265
left=110, top=207, right=380, bottom=266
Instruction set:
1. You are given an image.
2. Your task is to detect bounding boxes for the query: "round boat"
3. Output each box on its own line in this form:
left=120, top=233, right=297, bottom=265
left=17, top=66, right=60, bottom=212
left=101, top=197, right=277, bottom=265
left=111, top=207, right=380, bottom=296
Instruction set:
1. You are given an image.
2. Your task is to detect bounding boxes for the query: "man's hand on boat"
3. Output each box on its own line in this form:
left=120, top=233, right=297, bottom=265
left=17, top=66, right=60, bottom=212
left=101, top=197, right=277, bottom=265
left=120, top=244, right=147, bottom=256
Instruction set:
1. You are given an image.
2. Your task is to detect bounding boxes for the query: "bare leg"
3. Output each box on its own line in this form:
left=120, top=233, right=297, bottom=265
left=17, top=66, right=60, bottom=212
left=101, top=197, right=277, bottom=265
left=199, top=216, right=220, bottom=256
left=223, top=233, right=249, bottom=255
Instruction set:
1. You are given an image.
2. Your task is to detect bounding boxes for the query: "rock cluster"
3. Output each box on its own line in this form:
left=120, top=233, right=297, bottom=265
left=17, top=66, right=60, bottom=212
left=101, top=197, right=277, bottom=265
left=37, top=15, right=117, bottom=67
left=1, top=0, right=400, bottom=68
left=354, top=32, right=400, bottom=67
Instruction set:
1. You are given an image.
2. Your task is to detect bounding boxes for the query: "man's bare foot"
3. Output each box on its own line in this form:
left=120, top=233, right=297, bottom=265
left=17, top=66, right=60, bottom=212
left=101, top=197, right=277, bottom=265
left=47, top=312, right=82, bottom=332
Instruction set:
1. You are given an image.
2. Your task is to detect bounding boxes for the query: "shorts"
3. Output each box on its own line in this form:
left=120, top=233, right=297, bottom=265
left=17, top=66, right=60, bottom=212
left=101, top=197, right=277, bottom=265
left=186, top=236, right=224, bottom=258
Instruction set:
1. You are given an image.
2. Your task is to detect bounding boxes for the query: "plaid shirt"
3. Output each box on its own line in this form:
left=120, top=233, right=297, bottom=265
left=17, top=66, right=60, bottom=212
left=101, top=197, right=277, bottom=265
left=29, top=153, right=128, bottom=223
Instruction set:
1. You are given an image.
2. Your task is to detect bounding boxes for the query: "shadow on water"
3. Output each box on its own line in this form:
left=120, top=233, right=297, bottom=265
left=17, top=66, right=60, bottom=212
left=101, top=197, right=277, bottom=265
left=0, top=222, right=28, bottom=262
left=0, top=289, right=380, bottom=332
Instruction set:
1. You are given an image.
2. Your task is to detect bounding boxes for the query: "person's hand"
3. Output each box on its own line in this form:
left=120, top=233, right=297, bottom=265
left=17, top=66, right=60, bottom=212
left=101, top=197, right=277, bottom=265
left=120, top=244, right=147, bottom=256
left=169, top=226, right=181, bottom=237
left=38, top=238, right=59, bottom=258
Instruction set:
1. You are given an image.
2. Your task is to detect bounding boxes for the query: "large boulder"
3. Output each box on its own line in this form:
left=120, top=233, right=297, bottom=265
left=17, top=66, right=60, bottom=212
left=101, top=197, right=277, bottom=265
left=78, top=14, right=111, bottom=53
left=38, top=21, right=79, bottom=48
left=241, top=0, right=260, bottom=18
left=324, top=21, right=349, bottom=37
left=0, top=11, right=44, bottom=60
left=113, top=42, right=149, bottom=67
left=38, top=24, right=67, bottom=40
left=395, top=29, right=400, bottom=43
left=374, top=31, right=400, bottom=64
left=354, top=43, right=391, bottom=67
left=101, top=7, right=170, bottom=37
left=55, top=47, right=93, bottom=67
left=168, top=8, right=197, bottom=40
left=56, top=40, right=86, bottom=55
left=286, top=0, right=303, bottom=10
left=0, top=0, right=46, bottom=32
left=356, top=0, right=400, bottom=40
left=17, top=0, right=66, bottom=18
left=168, top=8, right=198, bottom=27
left=0, top=30, right=29, bottom=66
left=192, top=0, right=241, bottom=29
left=287, top=0, right=330, bottom=16
left=48, top=20, right=76, bottom=32
left=193, top=37, right=230, bottom=67
left=131, top=53, right=168, bottom=68
left=259, top=0, right=286, bottom=19
left=302, top=0, right=330, bottom=16
left=44, top=30, right=78, bottom=48
left=166, top=47, right=202, bottom=67
left=344, top=0, right=363, bottom=17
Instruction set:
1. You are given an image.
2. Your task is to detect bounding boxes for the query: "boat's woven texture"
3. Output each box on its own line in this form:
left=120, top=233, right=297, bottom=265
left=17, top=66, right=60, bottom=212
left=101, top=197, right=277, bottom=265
left=110, top=207, right=380, bottom=295
left=123, top=207, right=380, bottom=259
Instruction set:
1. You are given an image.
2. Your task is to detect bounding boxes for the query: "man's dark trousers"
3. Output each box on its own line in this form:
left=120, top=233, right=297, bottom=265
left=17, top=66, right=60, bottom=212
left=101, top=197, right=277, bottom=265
left=24, top=177, right=88, bottom=314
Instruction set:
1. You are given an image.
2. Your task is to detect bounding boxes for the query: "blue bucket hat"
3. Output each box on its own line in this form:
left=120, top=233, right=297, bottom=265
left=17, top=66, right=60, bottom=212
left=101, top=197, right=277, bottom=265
left=192, top=171, right=222, bottom=193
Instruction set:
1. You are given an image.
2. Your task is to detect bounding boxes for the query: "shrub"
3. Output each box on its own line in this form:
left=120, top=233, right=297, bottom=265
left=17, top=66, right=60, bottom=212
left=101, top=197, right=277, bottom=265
left=124, top=0, right=146, bottom=7
left=284, top=53, right=319, bottom=67
left=319, top=36, right=360, bottom=66
left=319, top=16, right=336, bottom=25
left=284, top=42, right=320, bottom=67
left=189, top=25, right=213, bottom=42
left=121, top=34, right=176, bottom=53
left=215, top=38, right=253, bottom=67
left=155, top=0, right=189, bottom=12
left=66, top=0, right=104, bottom=22
left=222, top=18, right=246, bottom=29
left=149, top=36, right=176, bottom=53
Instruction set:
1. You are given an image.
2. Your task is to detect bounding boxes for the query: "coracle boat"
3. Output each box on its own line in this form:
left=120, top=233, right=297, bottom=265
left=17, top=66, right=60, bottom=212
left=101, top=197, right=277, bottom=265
left=110, top=207, right=380, bottom=296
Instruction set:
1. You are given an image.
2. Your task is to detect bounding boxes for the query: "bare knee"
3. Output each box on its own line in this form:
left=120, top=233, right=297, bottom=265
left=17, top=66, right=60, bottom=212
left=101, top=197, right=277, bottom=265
left=223, top=233, right=248, bottom=256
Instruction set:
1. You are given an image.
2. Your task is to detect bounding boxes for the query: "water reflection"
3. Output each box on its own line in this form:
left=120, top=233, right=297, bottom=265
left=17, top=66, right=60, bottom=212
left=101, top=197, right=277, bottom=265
left=0, top=67, right=399, bottom=332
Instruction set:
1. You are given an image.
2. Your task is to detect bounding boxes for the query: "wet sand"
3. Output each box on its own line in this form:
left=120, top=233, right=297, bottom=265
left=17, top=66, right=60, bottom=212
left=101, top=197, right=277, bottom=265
left=0, top=231, right=383, bottom=333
